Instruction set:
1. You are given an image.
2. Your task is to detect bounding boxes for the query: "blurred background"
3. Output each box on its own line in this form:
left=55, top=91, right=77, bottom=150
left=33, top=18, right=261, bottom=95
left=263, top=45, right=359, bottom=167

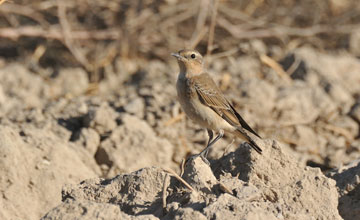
left=1, top=0, right=360, bottom=218
left=1, top=0, right=360, bottom=80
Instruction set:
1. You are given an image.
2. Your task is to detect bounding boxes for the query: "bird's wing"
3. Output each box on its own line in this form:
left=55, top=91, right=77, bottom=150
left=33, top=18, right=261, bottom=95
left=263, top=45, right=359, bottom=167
left=192, top=73, right=261, bottom=138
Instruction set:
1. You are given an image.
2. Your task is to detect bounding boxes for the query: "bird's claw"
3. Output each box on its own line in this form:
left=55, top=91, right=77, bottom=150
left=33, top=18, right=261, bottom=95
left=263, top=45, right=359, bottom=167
left=186, top=152, right=211, bottom=166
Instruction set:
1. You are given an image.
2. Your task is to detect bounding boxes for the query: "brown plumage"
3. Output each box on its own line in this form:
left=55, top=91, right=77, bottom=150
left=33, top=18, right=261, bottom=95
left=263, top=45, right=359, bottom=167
left=172, top=49, right=262, bottom=157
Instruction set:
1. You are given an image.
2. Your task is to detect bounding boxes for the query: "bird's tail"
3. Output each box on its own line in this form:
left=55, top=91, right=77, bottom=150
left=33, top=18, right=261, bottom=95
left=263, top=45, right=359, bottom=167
left=234, top=127, right=262, bottom=154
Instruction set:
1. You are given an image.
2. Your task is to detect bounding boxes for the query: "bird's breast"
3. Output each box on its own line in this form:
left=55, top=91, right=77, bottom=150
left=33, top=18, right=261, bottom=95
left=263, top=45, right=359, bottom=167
left=176, top=76, right=197, bottom=117
left=176, top=75, right=234, bottom=131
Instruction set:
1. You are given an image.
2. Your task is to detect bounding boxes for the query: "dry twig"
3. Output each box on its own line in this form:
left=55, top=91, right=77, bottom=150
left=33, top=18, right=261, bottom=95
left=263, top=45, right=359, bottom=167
left=217, top=16, right=360, bottom=39
left=206, top=0, right=219, bottom=57
left=162, top=174, right=170, bottom=209
left=180, top=158, right=186, bottom=177
left=0, top=26, right=121, bottom=40
left=162, top=168, right=196, bottom=193
left=285, top=56, right=302, bottom=76
left=317, top=122, right=354, bottom=143
left=219, top=182, right=233, bottom=195
left=164, top=113, right=185, bottom=126
left=57, top=0, right=91, bottom=72
left=260, top=54, right=292, bottom=84
left=0, top=3, right=49, bottom=26
left=189, top=0, right=209, bottom=49
left=222, top=139, right=235, bottom=157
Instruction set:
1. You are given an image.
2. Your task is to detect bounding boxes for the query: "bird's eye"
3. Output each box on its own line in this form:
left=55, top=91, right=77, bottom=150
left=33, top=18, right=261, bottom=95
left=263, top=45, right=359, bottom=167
left=191, top=54, right=196, bottom=59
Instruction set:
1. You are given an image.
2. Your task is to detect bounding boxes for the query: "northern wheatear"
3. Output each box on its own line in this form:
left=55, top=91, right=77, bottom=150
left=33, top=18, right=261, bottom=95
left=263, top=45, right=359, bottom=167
left=172, top=49, right=262, bottom=160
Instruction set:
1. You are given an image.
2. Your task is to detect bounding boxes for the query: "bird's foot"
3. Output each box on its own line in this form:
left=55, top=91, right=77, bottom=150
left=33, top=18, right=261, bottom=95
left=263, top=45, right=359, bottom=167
left=199, top=153, right=211, bottom=166
left=186, top=152, right=211, bottom=166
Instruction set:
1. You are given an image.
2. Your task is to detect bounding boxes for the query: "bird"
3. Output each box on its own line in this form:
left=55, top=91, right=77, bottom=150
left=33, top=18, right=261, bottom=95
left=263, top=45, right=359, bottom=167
left=171, top=49, right=262, bottom=161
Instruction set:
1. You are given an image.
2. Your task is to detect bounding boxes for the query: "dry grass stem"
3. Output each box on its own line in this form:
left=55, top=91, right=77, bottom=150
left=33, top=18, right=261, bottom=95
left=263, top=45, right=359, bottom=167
left=162, top=174, right=170, bottom=209
left=260, top=54, right=292, bottom=83
left=206, top=0, right=219, bottom=58
left=163, top=168, right=196, bottom=192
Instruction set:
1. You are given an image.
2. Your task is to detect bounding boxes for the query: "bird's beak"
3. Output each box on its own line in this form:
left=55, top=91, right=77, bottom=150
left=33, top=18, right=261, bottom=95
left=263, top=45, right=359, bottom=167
left=171, top=52, right=184, bottom=60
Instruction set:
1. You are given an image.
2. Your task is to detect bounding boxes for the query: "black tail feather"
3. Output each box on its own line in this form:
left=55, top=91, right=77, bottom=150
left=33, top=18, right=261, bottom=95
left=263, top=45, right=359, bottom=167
left=235, top=126, right=263, bottom=154
left=230, top=104, right=261, bottom=139
left=248, top=138, right=262, bottom=154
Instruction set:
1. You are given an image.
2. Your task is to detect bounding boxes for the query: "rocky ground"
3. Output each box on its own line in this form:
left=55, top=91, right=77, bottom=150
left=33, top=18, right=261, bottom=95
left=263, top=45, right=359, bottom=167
left=0, top=46, right=360, bottom=219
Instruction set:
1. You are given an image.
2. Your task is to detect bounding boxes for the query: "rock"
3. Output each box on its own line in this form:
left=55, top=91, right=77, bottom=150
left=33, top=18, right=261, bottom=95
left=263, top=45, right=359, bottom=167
left=218, top=173, right=262, bottom=201
left=182, top=157, right=218, bottom=194
left=42, top=199, right=159, bottom=220
left=350, top=102, right=360, bottom=123
left=293, top=125, right=323, bottom=154
left=249, top=39, right=268, bottom=55
left=75, top=128, right=100, bottom=156
left=0, top=125, right=98, bottom=220
left=236, top=79, right=277, bottom=126
left=46, top=139, right=341, bottom=219
left=275, top=83, right=336, bottom=124
left=328, top=159, right=360, bottom=220
left=230, top=56, right=261, bottom=80
left=296, top=47, right=360, bottom=95
left=83, top=102, right=118, bottom=135
left=124, top=97, right=145, bottom=118
left=202, top=193, right=277, bottom=220
left=0, top=64, right=45, bottom=112
left=169, top=207, right=207, bottom=220
left=58, top=167, right=166, bottom=216
left=50, top=68, right=89, bottom=97
left=215, top=140, right=342, bottom=220
left=324, top=81, right=354, bottom=112
left=96, top=114, right=174, bottom=175
left=331, top=116, right=359, bottom=139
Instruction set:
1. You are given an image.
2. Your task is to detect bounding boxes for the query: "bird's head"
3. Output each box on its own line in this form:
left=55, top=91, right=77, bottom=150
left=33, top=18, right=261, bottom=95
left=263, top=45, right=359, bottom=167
left=171, top=49, right=204, bottom=75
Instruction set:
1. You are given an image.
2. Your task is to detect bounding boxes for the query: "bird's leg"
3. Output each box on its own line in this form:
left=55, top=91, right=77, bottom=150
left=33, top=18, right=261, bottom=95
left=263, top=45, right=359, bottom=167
left=186, top=130, right=224, bottom=166
left=206, top=129, right=224, bottom=152
left=199, top=129, right=224, bottom=164
left=187, top=130, right=213, bottom=165
left=202, top=129, right=214, bottom=158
